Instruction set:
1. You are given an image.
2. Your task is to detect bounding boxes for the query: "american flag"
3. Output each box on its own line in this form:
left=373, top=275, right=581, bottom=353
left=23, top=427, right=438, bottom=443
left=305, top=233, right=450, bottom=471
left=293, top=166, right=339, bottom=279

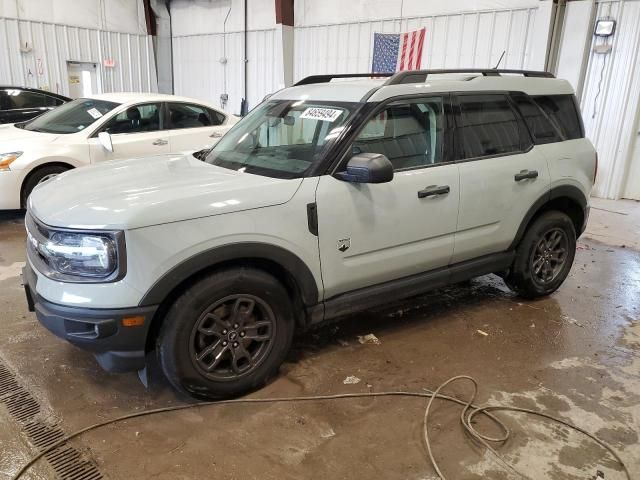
left=371, top=28, right=426, bottom=74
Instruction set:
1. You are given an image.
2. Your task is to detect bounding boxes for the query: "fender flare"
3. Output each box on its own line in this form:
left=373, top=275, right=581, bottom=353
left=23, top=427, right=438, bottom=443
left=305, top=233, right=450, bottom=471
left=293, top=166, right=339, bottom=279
left=138, top=242, right=320, bottom=307
left=509, top=185, right=588, bottom=250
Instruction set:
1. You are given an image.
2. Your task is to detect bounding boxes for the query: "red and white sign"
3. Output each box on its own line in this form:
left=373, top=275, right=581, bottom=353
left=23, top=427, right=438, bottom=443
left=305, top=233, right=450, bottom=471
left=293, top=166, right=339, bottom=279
left=103, top=58, right=116, bottom=68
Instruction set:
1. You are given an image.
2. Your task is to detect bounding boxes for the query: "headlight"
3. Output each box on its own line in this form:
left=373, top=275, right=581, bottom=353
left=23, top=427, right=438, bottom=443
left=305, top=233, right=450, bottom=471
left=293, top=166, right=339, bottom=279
left=26, top=213, right=126, bottom=282
left=0, top=151, right=22, bottom=171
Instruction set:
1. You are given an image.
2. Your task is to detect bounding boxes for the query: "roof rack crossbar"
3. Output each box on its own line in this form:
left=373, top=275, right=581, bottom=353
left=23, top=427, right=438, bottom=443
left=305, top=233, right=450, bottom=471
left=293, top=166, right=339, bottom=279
left=384, top=69, right=554, bottom=85
left=294, top=73, right=393, bottom=86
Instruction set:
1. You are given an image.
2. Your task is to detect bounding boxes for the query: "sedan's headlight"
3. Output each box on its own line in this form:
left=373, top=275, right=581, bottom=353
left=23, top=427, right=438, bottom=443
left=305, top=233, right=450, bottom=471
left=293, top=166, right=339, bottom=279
left=0, top=152, right=22, bottom=171
left=26, top=213, right=125, bottom=282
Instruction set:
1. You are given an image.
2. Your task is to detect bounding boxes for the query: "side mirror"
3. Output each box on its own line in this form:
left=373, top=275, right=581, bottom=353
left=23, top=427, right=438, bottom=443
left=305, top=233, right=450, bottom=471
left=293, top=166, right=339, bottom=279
left=98, top=131, right=113, bottom=153
left=334, top=152, right=394, bottom=184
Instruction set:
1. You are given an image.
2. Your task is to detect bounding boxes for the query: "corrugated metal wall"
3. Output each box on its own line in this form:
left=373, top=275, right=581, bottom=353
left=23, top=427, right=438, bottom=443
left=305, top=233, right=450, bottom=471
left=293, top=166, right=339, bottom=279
left=0, top=17, right=157, bottom=96
left=172, top=28, right=278, bottom=115
left=580, top=0, right=640, bottom=199
left=294, top=7, right=539, bottom=80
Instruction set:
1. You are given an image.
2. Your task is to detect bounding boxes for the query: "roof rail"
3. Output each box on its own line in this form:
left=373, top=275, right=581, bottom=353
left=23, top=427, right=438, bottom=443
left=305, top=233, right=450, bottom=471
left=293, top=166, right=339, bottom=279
left=384, top=69, right=554, bottom=85
left=294, top=73, right=393, bottom=86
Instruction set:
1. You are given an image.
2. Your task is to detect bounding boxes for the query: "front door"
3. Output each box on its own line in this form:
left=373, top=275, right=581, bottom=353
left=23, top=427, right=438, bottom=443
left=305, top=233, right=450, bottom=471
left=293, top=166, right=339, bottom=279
left=316, top=96, right=460, bottom=299
left=452, top=93, right=551, bottom=263
left=89, top=102, right=170, bottom=162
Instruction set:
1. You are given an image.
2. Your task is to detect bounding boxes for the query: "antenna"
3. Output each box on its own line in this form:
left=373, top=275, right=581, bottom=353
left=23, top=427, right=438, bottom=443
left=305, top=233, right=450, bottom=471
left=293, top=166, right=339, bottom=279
left=494, top=50, right=506, bottom=69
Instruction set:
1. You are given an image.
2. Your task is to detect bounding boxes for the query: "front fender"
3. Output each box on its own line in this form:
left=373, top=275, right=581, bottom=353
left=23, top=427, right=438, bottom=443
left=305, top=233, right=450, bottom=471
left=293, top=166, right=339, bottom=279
left=138, top=242, right=320, bottom=307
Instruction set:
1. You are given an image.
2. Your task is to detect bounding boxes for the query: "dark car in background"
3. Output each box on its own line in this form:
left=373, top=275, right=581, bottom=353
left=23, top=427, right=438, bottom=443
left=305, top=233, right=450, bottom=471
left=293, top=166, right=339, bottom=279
left=0, top=87, right=70, bottom=124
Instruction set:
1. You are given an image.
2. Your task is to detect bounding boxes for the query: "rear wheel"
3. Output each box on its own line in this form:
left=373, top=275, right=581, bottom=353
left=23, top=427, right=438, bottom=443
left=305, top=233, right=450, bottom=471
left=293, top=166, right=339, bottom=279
left=505, top=211, right=576, bottom=299
left=158, top=267, right=295, bottom=399
left=21, top=165, right=70, bottom=208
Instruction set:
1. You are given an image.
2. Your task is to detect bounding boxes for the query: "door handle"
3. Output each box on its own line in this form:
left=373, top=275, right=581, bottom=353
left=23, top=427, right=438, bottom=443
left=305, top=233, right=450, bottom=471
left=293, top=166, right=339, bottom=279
left=418, top=185, right=450, bottom=198
left=210, top=131, right=223, bottom=138
left=514, top=169, right=538, bottom=181
left=152, top=139, right=168, bottom=146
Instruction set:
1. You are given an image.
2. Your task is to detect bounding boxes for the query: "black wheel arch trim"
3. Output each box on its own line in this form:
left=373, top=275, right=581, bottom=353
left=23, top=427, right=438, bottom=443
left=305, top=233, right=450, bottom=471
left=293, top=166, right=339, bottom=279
left=138, top=242, right=320, bottom=307
left=509, top=185, right=588, bottom=250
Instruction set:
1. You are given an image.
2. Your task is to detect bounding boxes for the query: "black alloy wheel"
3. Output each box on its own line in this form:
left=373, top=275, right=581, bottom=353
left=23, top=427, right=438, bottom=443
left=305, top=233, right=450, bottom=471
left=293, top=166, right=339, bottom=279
left=505, top=211, right=576, bottom=299
left=158, top=267, right=295, bottom=399
left=529, top=228, right=569, bottom=286
left=189, top=295, right=276, bottom=381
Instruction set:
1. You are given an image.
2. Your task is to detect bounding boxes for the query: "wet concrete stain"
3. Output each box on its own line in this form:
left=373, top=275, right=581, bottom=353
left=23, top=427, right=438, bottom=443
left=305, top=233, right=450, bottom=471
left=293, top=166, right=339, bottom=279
left=0, top=210, right=639, bottom=479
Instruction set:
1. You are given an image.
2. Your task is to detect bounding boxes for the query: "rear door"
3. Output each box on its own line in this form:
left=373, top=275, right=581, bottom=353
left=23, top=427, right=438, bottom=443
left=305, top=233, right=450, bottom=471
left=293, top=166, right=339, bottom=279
left=452, top=93, right=551, bottom=263
left=166, top=102, right=231, bottom=153
left=316, top=96, right=460, bottom=299
left=517, top=93, right=596, bottom=201
left=88, top=102, right=170, bottom=162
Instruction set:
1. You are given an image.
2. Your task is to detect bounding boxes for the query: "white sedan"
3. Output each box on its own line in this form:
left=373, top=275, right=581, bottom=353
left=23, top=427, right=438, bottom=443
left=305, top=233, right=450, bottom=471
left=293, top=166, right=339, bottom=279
left=0, top=93, right=238, bottom=209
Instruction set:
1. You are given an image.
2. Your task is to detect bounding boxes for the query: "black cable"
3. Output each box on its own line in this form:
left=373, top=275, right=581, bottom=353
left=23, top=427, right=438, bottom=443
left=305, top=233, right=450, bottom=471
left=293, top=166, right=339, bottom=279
left=11, top=377, right=631, bottom=480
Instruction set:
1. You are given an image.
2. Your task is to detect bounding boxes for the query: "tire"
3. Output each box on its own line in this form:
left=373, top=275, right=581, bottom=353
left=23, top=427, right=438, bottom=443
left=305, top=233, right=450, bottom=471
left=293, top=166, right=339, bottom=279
left=157, top=267, right=295, bottom=399
left=505, top=211, right=576, bottom=299
left=21, top=165, right=70, bottom=208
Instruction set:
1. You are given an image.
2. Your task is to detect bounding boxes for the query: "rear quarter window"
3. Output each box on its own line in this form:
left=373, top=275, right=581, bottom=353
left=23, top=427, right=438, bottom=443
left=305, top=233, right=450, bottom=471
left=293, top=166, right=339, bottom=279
left=208, top=108, right=226, bottom=126
left=512, top=93, right=562, bottom=145
left=532, top=95, right=584, bottom=140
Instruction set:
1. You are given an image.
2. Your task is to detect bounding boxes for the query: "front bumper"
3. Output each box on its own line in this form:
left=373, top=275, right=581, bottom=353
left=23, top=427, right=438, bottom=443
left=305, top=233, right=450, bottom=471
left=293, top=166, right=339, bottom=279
left=0, top=170, right=23, bottom=210
left=23, top=263, right=158, bottom=372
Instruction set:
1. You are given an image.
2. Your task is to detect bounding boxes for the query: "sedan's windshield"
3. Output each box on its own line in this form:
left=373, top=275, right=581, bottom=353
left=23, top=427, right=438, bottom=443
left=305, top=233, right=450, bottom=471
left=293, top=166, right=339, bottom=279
left=205, top=100, right=360, bottom=178
left=23, top=98, right=120, bottom=134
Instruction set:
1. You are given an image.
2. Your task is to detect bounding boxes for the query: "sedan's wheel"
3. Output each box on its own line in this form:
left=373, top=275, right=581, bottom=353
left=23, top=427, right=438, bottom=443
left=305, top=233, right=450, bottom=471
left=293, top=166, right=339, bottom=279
left=505, top=211, right=576, bottom=299
left=21, top=165, right=70, bottom=208
left=158, top=267, right=294, bottom=399
left=37, top=172, right=60, bottom=184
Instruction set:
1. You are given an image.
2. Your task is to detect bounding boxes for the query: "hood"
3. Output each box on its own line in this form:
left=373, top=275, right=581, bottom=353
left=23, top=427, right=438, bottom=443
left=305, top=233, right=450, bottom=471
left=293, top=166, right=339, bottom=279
left=29, top=154, right=303, bottom=230
left=0, top=124, right=59, bottom=149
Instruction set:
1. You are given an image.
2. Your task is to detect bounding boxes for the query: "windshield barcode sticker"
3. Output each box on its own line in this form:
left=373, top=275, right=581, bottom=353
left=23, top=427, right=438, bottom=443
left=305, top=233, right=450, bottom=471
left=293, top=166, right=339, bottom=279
left=87, top=108, right=103, bottom=119
left=300, top=107, right=343, bottom=122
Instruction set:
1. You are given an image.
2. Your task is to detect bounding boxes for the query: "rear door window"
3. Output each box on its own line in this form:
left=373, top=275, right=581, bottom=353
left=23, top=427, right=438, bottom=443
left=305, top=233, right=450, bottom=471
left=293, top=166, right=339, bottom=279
left=9, top=90, right=48, bottom=109
left=168, top=103, right=215, bottom=129
left=531, top=95, right=584, bottom=140
left=1, top=89, right=46, bottom=110
left=457, top=94, right=522, bottom=159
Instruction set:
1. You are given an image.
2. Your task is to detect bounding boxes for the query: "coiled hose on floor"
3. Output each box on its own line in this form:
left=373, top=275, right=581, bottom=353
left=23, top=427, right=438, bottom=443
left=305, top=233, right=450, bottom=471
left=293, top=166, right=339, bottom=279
left=11, top=375, right=631, bottom=480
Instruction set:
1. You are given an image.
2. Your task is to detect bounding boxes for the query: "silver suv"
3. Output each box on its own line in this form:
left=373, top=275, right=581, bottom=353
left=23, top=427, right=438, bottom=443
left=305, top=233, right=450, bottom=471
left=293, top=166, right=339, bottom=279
left=23, top=69, right=597, bottom=398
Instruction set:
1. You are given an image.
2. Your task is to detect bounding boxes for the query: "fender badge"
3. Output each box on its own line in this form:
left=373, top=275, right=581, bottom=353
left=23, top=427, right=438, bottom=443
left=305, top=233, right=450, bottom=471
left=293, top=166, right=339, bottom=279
left=337, top=238, right=350, bottom=252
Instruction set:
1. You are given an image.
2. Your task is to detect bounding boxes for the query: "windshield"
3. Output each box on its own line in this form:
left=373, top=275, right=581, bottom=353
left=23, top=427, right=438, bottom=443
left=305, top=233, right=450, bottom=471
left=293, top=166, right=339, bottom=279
left=204, top=100, right=360, bottom=178
left=23, top=98, right=120, bottom=134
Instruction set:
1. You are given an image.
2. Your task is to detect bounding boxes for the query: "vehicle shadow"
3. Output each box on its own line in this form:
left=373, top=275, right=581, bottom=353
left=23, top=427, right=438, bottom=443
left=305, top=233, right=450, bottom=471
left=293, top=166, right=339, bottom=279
left=287, top=275, right=520, bottom=362
left=0, top=210, right=25, bottom=224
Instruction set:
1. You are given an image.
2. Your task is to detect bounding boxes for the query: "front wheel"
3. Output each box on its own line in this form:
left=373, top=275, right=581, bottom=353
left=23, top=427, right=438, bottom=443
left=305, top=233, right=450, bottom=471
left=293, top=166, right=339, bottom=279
left=157, top=267, right=295, bottom=399
left=505, top=211, right=576, bottom=299
left=21, top=165, right=70, bottom=208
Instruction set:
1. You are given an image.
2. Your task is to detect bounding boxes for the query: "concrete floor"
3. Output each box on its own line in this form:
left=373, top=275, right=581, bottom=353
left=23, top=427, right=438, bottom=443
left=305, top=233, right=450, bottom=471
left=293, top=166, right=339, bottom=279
left=0, top=198, right=639, bottom=480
